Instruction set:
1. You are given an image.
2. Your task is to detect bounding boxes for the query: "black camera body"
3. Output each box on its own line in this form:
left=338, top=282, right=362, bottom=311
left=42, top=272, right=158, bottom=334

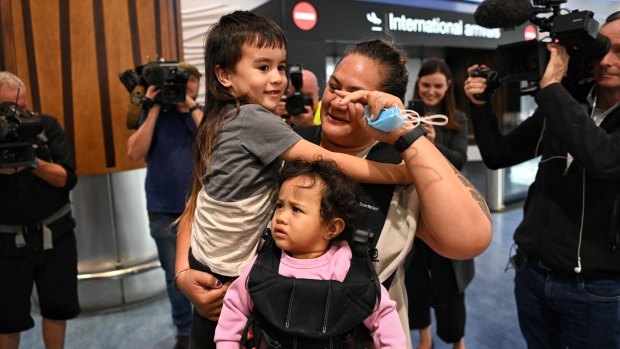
left=471, top=67, right=501, bottom=101
left=119, top=61, right=190, bottom=106
left=285, top=64, right=313, bottom=116
left=0, top=102, right=43, bottom=168
left=495, top=1, right=609, bottom=93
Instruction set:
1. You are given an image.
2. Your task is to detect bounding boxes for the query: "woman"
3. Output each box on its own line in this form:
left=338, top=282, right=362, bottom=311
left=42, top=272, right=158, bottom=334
left=406, top=58, right=474, bottom=349
left=175, top=39, right=491, bottom=349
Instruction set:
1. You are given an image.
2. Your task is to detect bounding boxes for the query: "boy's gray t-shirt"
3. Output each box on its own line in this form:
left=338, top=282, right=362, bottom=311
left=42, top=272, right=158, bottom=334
left=205, top=104, right=302, bottom=202
left=191, top=104, right=302, bottom=276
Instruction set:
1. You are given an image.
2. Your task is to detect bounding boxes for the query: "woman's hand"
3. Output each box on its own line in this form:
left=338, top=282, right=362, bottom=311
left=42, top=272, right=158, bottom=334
left=422, top=123, right=436, bottom=143
left=335, top=89, right=412, bottom=144
left=176, top=269, right=231, bottom=321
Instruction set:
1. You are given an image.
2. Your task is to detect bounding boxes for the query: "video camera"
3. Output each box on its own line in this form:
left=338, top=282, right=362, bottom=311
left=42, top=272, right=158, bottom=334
left=0, top=102, right=43, bottom=168
left=119, top=60, right=190, bottom=105
left=285, top=64, right=313, bottom=116
left=474, top=0, right=611, bottom=95
left=119, top=60, right=191, bottom=129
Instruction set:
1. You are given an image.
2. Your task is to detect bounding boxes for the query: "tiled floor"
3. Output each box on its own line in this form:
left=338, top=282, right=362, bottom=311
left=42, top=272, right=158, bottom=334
left=21, top=206, right=527, bottom=349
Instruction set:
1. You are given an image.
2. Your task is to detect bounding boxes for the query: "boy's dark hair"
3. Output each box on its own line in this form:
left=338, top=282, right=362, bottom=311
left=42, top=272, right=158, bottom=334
left=277, top=158, right=362, bottom=242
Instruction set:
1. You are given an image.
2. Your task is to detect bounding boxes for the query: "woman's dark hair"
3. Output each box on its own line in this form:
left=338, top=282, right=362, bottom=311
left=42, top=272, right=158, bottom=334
left=338, top=39, right=409, bottom=102
left=277, top=158, right=362, bottom=243
left=413, top=58, right=460, bottom=130
left=179, top=11, right=287, bottom=231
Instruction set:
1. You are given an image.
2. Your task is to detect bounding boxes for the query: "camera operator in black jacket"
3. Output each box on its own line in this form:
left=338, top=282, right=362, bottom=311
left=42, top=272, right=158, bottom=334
left=0, top=72, right=79, bottom=349
left=464, top=13, right=620, bottom=348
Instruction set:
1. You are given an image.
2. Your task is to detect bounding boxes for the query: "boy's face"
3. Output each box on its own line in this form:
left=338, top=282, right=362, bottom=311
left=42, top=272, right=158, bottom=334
left=218, top=43, right=287, bottom=112
left=272, top=175, right=337, bottom=259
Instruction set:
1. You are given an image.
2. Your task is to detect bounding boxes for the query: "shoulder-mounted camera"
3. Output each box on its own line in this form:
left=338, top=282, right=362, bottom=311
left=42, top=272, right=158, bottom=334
left=0, top=102, right=43, bottom=168
left=119, top=60, right=192, bottom=129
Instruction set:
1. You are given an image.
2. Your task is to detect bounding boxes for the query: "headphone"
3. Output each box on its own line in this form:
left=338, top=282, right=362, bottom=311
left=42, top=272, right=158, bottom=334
left=574, top=259, right=582, bottom=273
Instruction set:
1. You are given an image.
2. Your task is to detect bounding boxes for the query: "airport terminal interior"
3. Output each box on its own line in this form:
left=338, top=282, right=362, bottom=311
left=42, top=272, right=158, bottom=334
left=3, top=0, right=619, bottom=348
left=21, top=206, right=527, bottom=349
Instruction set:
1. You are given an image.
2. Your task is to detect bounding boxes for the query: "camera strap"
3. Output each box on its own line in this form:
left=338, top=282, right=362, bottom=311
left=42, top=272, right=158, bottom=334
left=0, top=203, right=71, bottom=249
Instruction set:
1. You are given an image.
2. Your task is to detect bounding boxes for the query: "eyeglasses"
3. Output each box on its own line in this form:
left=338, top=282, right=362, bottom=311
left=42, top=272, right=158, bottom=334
left=606, top=11, right=620, bottom=24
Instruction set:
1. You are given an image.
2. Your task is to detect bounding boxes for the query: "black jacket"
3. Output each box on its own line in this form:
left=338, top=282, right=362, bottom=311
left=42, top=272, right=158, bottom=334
left=469, top=83, right=620, bottom=275
left=0, top=114, right=76, bottom=231
left=434, top=110, right=469, bottom=171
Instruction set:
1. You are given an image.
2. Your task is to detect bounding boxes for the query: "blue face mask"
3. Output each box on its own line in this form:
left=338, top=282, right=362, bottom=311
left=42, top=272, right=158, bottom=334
left=365, top=106, right=406, bottom=132
left=365, top=105, right=448, bottom=132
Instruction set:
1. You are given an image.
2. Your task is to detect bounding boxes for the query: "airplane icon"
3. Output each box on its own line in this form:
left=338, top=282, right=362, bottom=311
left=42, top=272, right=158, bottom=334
left=366, top=12, right=382, bottom=25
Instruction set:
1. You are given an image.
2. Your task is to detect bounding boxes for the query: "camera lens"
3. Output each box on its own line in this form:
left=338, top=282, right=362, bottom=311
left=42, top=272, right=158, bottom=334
left=285, top=94, right=305, bottom=115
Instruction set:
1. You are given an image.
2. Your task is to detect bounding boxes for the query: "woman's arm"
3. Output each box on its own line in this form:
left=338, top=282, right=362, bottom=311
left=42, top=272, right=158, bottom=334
left=433, top=111, right=468, bottom=171
left=339, top=89, right=492, bottom=259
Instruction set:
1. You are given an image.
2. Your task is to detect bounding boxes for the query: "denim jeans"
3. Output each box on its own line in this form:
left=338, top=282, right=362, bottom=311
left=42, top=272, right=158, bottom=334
left=514, top=256, right=620, bottom=349
left=148, top=212, right=193, bottom=336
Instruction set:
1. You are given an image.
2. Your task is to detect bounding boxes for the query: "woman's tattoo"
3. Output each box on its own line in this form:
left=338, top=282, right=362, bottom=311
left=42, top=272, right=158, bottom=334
left=452, top=164, right=492, bottom=222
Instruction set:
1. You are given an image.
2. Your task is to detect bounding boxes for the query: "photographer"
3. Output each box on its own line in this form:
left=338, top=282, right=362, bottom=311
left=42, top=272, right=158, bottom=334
left=0, top=72, right=79, bottom=349
left=464, top=12, right=620, bottom=348
left=275, top=68, right=320, bottom=127
left=126, top=62, right=202, bottom=349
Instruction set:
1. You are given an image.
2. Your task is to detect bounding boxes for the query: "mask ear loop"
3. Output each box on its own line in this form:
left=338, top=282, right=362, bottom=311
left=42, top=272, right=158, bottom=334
left=401, top=109, right=449, bottom=127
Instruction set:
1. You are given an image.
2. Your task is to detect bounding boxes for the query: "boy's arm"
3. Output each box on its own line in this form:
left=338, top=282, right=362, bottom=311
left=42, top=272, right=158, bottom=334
left=281, top=139, right=411, bottom=185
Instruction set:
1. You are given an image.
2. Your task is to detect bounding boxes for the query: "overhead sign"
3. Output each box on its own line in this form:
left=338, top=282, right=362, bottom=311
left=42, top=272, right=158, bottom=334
left=261, top=0, right=527, bottom=49
left=292, top=2, right=317, bottom=31
left=366, top=11, right=501, bottom=39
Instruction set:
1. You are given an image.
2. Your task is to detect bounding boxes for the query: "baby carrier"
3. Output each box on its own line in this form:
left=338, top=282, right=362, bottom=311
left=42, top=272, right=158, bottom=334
left=242, top=229, right=381, bottom=349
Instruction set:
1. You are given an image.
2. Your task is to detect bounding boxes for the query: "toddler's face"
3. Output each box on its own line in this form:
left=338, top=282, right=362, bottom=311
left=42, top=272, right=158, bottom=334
left=271, top=175, right=331, bottom=259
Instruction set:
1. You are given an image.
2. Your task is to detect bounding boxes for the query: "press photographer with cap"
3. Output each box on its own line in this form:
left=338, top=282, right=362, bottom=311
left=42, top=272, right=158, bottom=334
left=0, top=71, right=79, bottom=349
left=464, top=11, right=620, bottom=348
left=127, top=62, right=203, bottom=349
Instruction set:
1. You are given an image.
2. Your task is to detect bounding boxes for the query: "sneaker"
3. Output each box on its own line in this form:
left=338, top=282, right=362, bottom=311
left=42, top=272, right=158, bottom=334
left=173, top=334, right=190, bottom=349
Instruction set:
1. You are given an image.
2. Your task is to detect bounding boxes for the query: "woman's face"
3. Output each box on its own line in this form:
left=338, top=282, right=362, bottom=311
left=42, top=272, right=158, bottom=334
left=417, top=72, right=450, bottom=107
left=320, top=54, right=383, bottom=150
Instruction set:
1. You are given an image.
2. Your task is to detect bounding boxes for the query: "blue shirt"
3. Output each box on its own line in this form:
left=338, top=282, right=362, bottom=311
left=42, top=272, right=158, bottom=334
left=140, top=107, right=198, bottom=214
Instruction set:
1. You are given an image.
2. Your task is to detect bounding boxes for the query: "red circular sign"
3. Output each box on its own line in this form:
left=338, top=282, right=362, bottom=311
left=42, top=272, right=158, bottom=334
left=292, top=2, right=317, bottom=31
left=524, top=24, right=537, bottom=41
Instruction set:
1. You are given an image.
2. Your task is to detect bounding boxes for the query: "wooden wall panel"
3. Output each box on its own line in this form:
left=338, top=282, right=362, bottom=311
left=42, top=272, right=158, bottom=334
left=70, top=0, right=107, bottom=174
left=1, top=0, right=32, bottom=108
left=30, top=1, right=63, bottom=125
left=136, top=0, right=158, bottom=63
left=1, top=0, right=183, bottom=175
left=102, top=0, right=133, bottom=171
